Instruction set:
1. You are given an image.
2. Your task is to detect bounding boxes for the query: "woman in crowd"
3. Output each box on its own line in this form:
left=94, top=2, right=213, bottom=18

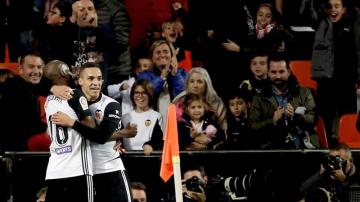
left=137, top=40, right=187, bottom=130
left=173, top=67, right=227, bottom=131
left=121, top=79, right=163, bottom=155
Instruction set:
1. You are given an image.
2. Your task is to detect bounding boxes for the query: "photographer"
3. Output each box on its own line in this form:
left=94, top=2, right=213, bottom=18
left=182, top=164, right=208, bottom=202
left=298, top=144, right=357, bottom=202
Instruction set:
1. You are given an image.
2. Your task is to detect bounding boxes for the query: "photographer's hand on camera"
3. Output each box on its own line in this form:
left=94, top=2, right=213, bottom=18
left=320, top=162, right=347, bottom=182
left=330, top=169, right=347, bottom=182
left=182, top=182, right=206, bottom=202
left=299, top=144, right=356, bottom=202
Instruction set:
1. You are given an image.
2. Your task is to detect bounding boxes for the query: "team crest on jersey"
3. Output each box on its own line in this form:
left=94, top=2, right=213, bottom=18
left=145, top=119, right=151, bottom=127
left=95, top=109, right=103, bottom=121
left=79, top=96, right=88, bottom=110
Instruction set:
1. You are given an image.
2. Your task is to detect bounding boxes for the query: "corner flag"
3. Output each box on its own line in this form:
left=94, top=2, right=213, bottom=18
left=160, top=104, right=180, bottom=182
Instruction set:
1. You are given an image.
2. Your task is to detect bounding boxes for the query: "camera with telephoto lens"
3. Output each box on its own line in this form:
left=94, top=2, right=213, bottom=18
left=209, top=169, right=282, bottom=201
left=184, top=176, right=202, bottom=193
left=322, top=155, right=347, bottom=173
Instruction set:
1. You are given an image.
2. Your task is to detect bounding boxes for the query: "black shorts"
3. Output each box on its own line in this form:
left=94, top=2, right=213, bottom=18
left=93, top=170, right=132, bottom=202
left=46, top=175, right=94, bottom=202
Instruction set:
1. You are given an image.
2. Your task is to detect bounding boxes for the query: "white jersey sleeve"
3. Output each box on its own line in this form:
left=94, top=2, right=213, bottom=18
left=44, top=90, right=93, bottom=179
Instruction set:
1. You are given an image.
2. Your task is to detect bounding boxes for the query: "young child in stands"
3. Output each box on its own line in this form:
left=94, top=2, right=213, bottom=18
left=107, top=57, right=153, bottom=115
left=177, top=94, right=225, bottom=150
left=161, top=20, right=192, bottom=71
left=222, top=88, right=252, bottom=150
left=239, top=50, right=269, bottom=102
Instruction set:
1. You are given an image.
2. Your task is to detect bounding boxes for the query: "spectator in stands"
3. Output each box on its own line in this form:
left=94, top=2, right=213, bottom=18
left=161, top=20, right=192, bottom=71
left=221, top=88, right=252, bottom=150
left=177, top=94, right=225, bottom=150
left=137, top=40, right=187, bottom=130
left=34, top=0, right=75, bottom=65
left=0, top=0, right=36, bottom=62
left=121, top=79, right=163, bottom=155
left=131, top=182, right=148, bottom=202
left=173, top=67, right=227, bottom=131
left=249, top=53, right=319, bottom=149
left=70, top=0, right=115, bottom=87
left=36, top=186, right=47, bottom=202
left=0, top=51, right=72, bottom=151
left=311, top=0, right=359, bottom=147
left=107, top=57, right=153, bottom=115
left=239, top=50, right=270, bottom=102
left=203, top=0, right=254, bottom=94
left=94, top=0, right=132, bottom=84
left=170, top=1, right=190, bottom=38
left=298, top=143, right=358, bottom=202
left=222, top=3, right=292, bottom=53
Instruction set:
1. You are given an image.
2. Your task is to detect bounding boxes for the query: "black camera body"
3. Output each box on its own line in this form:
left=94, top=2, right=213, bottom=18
left=322, top=155, right=347, bottom=173
left=185, top=176, right=202, bottom=193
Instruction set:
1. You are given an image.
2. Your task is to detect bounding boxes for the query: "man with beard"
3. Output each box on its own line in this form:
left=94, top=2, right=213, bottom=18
left=249, top=53, right=318, bottom=149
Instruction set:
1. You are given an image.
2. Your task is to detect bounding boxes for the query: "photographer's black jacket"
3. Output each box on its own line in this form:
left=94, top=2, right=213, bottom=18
left=298, top=165, right=359, bottom=202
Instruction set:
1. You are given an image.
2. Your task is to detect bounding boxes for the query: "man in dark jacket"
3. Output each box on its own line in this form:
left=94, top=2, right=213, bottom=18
left=249, top=53, right=318, bottom=149
left=94, top=0, right=131, bottom=84
left=0, top=51, right=73, bottom=152
left=0, top=52, right=48, bottom=151
left=298, top=143, right=360, bottom=202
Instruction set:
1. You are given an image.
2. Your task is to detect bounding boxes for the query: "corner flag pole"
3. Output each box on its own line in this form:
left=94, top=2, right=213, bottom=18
left=160, top=104, right=183, bottom=202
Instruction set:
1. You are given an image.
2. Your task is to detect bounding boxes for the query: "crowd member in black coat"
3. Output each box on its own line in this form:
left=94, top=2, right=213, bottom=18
left=298, top=144, right=360, bottom=202
left=0, top=51, right=72, bottom=152
left=94, top=0, right=132, bottom=84
left=34, top=0, right=76, bottom=65
left=221, top=88, right=252, bottom=150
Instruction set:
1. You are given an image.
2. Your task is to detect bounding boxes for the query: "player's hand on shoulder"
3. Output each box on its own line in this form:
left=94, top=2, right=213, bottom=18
left=51, top=85, right=73, bottom=100
left=52, top=111, right=75, bottom=127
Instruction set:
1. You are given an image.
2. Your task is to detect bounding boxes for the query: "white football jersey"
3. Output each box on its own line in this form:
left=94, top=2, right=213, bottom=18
left=122, top=109, right=162, bottom=150
left=89, top=94, right=125, bottom=175
left=45, top=89, right=93, bottom=179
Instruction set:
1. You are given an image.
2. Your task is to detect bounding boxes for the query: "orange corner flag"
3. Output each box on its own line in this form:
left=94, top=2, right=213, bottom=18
left=160, top=104, right=180, bottom=182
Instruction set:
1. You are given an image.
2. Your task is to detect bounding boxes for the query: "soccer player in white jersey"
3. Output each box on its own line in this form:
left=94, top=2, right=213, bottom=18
left=52, top=62, right=137, bottom=202
left=43, top=60, right=95, bottom=202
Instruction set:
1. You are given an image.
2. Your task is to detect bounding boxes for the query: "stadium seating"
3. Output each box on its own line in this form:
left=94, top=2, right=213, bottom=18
left=0, top=63, right=18, bottom=74
left=178, top=50, right=192, bottom=72
left=316, top=116, right=328, bottom=149
left=290, top=60, right=317, bottom=90
left=338, top=114, right=360, bottom=148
